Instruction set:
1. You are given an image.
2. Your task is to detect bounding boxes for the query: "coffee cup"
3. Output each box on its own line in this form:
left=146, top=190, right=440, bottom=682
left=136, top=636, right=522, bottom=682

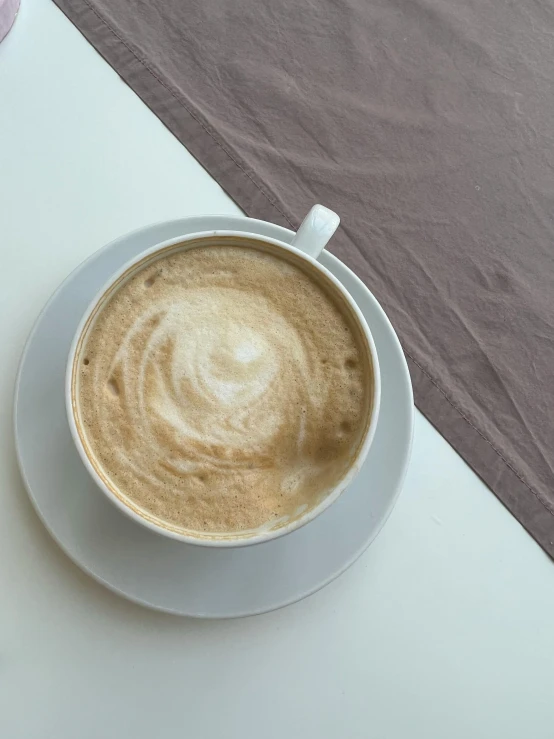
left=66, top=206, right=381, bottom=546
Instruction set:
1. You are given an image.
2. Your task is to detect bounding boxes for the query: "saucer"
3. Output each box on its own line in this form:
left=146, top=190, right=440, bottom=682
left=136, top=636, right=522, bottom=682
left=14, top=215, right=413, bottom=617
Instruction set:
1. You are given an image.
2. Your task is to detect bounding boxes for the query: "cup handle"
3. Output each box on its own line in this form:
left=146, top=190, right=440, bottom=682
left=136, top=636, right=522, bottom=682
left=291, top=205, right=340, bottom=259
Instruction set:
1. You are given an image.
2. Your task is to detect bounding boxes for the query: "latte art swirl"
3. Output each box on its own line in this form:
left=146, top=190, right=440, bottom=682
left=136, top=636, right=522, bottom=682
left=77, top=244, right=371, bottom=536
left=118, top=289, right=317, bottom=471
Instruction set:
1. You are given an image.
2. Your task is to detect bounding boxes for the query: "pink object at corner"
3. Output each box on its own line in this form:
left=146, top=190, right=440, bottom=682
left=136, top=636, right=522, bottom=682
left=0, top=0, right=20, bottom=43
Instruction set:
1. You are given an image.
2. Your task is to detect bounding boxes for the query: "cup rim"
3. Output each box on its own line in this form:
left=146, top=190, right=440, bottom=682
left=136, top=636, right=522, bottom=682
left=65, top=229, right=381, bottom=547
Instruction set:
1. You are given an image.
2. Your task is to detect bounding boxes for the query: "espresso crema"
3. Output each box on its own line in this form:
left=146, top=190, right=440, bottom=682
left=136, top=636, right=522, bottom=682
left=75, top=241, right=372, bottom=537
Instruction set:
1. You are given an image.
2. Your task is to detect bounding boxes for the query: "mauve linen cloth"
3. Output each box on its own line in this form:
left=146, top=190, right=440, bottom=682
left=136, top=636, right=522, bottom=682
left=54, top=0, right=554, bottom=555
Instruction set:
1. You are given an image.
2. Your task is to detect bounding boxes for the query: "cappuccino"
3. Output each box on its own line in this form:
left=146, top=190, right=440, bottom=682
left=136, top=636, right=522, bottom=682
left=74, top=239, right=372, bottom=537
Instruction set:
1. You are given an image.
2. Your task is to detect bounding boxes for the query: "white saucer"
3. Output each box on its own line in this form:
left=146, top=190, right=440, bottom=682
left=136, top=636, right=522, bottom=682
left=14, top=215, right=413, bottom=618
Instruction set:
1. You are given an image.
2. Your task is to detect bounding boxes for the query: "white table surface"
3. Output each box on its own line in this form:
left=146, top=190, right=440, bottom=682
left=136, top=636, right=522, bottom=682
left=1, top=2, right=553, bottom=737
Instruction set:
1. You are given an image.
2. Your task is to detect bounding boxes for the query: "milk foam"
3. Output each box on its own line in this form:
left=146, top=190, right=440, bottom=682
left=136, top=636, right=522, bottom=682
left=77, top=242, right=371, bottom=536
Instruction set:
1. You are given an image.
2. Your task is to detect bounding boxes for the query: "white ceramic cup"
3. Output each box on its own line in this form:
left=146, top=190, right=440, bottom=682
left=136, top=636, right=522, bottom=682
left=66, top=206, right=381, bottom=547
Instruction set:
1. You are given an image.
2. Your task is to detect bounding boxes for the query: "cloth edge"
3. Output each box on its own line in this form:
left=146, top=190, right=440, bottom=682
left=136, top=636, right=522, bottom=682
left=408, top=357, right=553, bottom=559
